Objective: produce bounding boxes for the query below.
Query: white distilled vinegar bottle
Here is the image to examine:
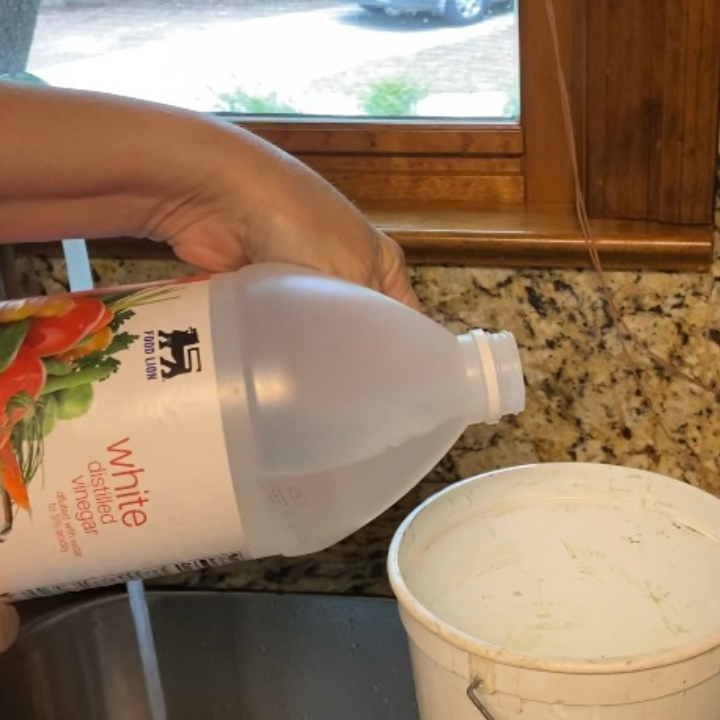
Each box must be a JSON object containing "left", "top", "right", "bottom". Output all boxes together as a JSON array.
[{"left": 0, "top": 264, "right": 524, "bottom": 598}]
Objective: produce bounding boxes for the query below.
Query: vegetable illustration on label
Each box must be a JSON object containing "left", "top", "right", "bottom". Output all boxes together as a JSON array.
[{"left": 0, "top": 285, "right": 180, "bottom": 541}]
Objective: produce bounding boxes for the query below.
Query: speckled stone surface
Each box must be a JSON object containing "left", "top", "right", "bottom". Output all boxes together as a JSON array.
[{"left": 13, "top": 155, "right": 720, "bottom": 597}]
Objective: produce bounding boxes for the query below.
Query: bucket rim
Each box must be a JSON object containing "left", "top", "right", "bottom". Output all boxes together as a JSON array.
[{"left": 388, "top": 462, "right": 720, "bottom": 675}]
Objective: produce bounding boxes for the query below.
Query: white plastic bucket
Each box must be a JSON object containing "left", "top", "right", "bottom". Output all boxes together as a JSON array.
[{"left": 388, "top": 463, "right": 720, "bottom": 719}]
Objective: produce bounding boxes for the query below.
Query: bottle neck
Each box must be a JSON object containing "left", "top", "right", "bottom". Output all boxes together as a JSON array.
[{"left": 458, "top": 330, "right": 525, "bottom": 425}]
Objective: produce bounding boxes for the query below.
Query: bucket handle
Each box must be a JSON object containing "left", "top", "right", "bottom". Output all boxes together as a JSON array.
[{"left": 467, "top": 678, "right": 497, "bottom": 720}]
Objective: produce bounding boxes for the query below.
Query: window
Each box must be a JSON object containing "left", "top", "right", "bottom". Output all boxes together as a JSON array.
[
  {"left": 25, "top": 0, "right": 520, "bottom": 121},
  {"left": 2, "top": 0, "right": 719, "bottom": 270}
]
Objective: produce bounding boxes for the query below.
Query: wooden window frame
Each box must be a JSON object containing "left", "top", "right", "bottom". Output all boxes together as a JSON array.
[
  {"left": 238, "top": 0, "right": 573, "bottom": 207},
  {"left": 21, "top": 0, "right": 720, "bottom": 270}
]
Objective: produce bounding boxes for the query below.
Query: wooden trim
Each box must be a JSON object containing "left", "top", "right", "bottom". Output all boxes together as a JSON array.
[
  {"left": 237, "top": 121, "right": 527, "bottom": 205},
  {"left": 377, "top": 204, "right": 712, "bottom": 270},
  {"left": 298, "top": 154, "right": 524, "bottom": 202},
  {"left": 236, "top": 122, "right": 526, "bottom": 205},
  {"left": 520, "top": 0, "right": 578, "bottom": 205},
  {"left": 664, "top": 0, "right": 720, "bottom": 223},
  {"left": 21, "top": 205, "right": 712, "bottom": 272},
  {"left": 585, "top": 0, "right": 720, "bottom": 224},
  {"left": 395, "top": 211, "right": 713, "bottom": 271},
  {"left": 236, "top": 120, "right": 524, "bottom": 156},
  {"left": 571, "top": 0, "right": 588, "bottom": 195}
]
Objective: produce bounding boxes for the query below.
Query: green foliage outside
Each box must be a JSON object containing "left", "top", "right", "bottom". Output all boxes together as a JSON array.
[
  {"left": 358, "top": 76, "right": 428, "bottom": 117},
  {"left": 503, "top": 79, "right": 519, "bottom": 119},
  {"left": 215, "top": 88, "right": 297, "bottom": 114},
  {"left": 213, "top": 75, "right": 521, "bottom": 119}
]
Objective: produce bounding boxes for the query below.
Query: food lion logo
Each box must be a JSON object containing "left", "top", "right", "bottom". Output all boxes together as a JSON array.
[{"left": 157, "top": 327, "right": 202, "bottom": 379}]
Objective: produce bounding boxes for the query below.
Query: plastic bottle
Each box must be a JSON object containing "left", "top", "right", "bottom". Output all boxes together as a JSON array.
[{"left": 0, "top": 263, "right": 524, "bottom": 599}]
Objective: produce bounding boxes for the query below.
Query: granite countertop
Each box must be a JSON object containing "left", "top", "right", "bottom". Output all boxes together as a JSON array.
[{"left": 14, "top": 228, "right": 720, "bottom": 596}]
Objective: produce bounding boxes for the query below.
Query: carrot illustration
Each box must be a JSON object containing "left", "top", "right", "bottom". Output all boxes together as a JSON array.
[
  {"left": 0, "top": 442, "right": 29, "bottom": 511},
  {"left": 58, "top": 326, "right": 114, "bottom": 363}
]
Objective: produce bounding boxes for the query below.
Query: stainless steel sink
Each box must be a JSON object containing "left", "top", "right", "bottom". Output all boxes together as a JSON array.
[{"left": 0, "top": 591, "right": 419, "bottom": 720}]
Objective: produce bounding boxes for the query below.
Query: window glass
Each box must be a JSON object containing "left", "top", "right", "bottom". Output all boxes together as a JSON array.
[{"left": 11, "top": 0, "right": 519, "bottom": 119}]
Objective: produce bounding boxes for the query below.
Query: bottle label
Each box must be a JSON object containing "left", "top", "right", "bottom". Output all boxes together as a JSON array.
[{"left": 0, "top": 278, "right": 245, "bottom": 600}]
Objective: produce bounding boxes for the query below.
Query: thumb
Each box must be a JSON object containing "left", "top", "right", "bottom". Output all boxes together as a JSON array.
[{"left": 0, "top": 603, "right": 19, "bottom": 653}]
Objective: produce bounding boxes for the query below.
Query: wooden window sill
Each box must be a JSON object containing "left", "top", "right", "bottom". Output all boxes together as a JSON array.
[
  {"left": 371, "top": 204, "right": 714, "bottom": 271},
  {"left": 18, "top": 204, "right": 713, "bottom": 272}
]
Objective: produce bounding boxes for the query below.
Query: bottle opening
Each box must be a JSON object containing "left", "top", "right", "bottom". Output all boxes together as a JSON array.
[{"left": 463, "top": 329, "right": 525, "bottom": 423}]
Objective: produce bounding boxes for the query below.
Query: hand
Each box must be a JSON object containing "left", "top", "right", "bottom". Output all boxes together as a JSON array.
[
  {"left": 143, "top": 117, "right": 421, "bottom": 309},
  {"left": 0, "top": 603, "right": 18, "bottom": 653},
  {"left": 0, "top": 85, "right": 420, "bottom": 310}
]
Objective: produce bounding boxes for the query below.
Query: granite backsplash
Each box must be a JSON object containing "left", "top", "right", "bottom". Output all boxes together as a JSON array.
[{"left": 13, "top": 172, "right": 720, "bottom": 597}]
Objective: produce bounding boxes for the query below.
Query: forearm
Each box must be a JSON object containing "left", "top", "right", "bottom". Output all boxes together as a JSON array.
[
  {"left": 0, "top": 85, "right": 264, "bottom": 243},
  {"left": 0, "top": 84, "right": 416, "bottom": 306}
]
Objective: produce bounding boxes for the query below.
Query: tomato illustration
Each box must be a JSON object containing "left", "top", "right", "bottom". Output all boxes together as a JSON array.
[{"left": 23, "top": 298, "right": 106, "bottom": 357}]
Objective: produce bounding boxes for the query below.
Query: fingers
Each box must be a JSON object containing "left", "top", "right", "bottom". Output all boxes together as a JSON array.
[
  {"left": 376, "top": 233, "right": 422, "bottom": 311},
  {"left": 390, "top": 280, "right": 423, "bottom": 312},
  {"left": 168, "top": 226, "right": 249, "bottom": 273},
  {"left": 0, "top": 604, "right": 19, "bottom": 653}
]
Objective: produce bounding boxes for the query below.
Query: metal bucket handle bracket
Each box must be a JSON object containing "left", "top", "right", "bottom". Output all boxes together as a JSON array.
[{"left": 467, "top": 678, "right": 497, "bottom": 720}]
